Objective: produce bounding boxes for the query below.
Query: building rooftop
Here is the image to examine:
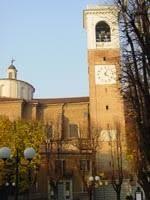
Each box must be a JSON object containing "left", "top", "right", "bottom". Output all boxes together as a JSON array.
[
  {"left": 0, "top": 96, "right": 89, "bottom": 104},
  {"left": 33, "top": 96, "right": 89, "bottom": 104}
]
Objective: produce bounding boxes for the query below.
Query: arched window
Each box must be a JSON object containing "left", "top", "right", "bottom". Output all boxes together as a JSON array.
[
  {"left": 9, "top": 72, "right": 13, "bottom": 79},
  {"left": 96, "top": 21, "right": 111, "bottom": 42},
  {"left": 20, "top": 87, "right": 25, "bottom": 99},
  {"left": 68, "top": 124, "right": 79, "bottom": 138}
]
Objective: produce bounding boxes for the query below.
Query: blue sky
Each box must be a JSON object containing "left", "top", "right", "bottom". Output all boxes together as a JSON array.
[{"left": 0, "top": 0, "right": 113, "bottom": 98}]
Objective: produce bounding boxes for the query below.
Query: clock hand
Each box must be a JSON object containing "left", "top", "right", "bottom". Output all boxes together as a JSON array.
[{"left": 104, "top": 71, "right": 108, "bottom": 76}]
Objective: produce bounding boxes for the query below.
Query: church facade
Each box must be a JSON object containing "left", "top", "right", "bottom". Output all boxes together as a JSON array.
[{"left": 0, "top": 5, "right": 136, "bottom": 200}]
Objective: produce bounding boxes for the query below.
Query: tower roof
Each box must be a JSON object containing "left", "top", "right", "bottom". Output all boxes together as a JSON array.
[
  {"left": 8, "top": 64, "right": 17, "bottom": 70},
  {"left": 8, "top": 58, "right": 17, "bottom": 71}
]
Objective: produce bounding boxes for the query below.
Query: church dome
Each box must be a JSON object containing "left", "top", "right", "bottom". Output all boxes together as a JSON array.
[{"left": 0, "top": 60, "right": 35, "bottom": 100}]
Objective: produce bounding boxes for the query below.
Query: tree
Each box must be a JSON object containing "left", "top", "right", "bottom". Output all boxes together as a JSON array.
[
  {"left": 44, "top": 120, "right": 67, "bottom": 200},
  {"left": 0, "top": 116, "right": 45, "bottom": 196},
  {"left": 115, "top": 0, "right": 150, "bottom": 198},
  {"left": 74, "top": 127, "right": 101, "bottom": 200},
  {"left": 74, "top": 139, "right": 94, "bottom": 200},
  {"left": 109, "top": 123, "right": 124, "bottom": 200},
  {"left": 44, "top": 122, "right": 94, "bottom": 200}
]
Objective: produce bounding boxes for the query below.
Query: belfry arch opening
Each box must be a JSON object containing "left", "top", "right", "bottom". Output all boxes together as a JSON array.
[{"left": 96, "top": 21, "right": 111, "bottom": 42}]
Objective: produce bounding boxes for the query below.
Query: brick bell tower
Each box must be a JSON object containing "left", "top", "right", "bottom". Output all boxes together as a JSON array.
[{"left": 83, "top": 5, "right": 127, "bottom": 172}]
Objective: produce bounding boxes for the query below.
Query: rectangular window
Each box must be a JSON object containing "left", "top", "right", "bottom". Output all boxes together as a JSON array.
[
  {"left": 55, "top": 159, "right": 66, "bottom": 176},
  {"left": 106, "top": 105, "right": 109, "bottom": 110},
  {"left": 65, "top": 181, "right": 72, "bottom": 199},
  {"left": 65, "top": 181, "right": 70, "bottom": 191},
  {"left": 9, "top": 72, "right": 13, "bottom": 79},
  {"left": 81, "top": 183, "right": 87, "bottom": 192},
  {"left": 46, "top": 124, "right": 53, "bottom": 139},
  {"left": 69, "top": 124, "right": 79, "bottom": 138},
  {"left": 80, "top": 159, "right": 90, "bottom": 171}
]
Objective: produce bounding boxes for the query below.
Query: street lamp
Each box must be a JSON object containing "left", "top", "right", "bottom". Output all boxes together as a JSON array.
[
  {"left": 0, "top": 146, "right": 36, "bottom": 200},
  {"left": 24, "top": 147, "right": 36, "bottom": 200},
  {"left": 88, "top": 175, "right": 108, "bottom": 200},
  {"left": 88, "top": 175, "right": 100, "bottom": 200},
  {"left": 4, "top": 181, "right": 16, "bottom": 200},
  {"left": 24, "top": 147, "right": 36, "bottom": 161},
  {"left": 0, "top": 147, "right": 11, "bottom": 160}
]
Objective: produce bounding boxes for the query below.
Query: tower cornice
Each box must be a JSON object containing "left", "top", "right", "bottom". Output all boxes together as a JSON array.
[{"left": 83, "top": 5, "right": 119, "bottom": 29}]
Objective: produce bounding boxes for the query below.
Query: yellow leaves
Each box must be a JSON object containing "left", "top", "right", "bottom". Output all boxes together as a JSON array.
[
  {"left": 0, "top": 116, "right": 13, "bottom": 148},
  {"left": 0, "top": 116, "right": 45, "bottom": 164},
  {"left": 126, "top": 154, "right": 134, "bottom": 161},
  {"left": 0, "top": 116, "right": 45, "bottom": 191}
]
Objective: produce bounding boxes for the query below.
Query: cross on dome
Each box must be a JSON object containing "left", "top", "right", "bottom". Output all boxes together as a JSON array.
[{"left": 11, "top": 58, "right": 15, "bottom": 65}]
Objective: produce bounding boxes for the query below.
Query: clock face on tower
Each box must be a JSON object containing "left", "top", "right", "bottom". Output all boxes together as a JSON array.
[{"left": 95, "top": 65, "right": 116, "bottom": 85}]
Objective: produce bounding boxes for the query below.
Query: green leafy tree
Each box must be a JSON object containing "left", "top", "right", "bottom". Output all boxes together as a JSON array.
[{"left": 0, "top": 116, "right": 45, "bottom": 194}]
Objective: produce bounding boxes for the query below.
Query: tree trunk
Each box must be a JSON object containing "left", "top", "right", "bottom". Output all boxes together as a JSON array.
[
  {"left": 55, "top": 188, "right": 58, "bottom": 200},
  {"left": 116, "top": 190, "right": 121, "bottom": 200},
  {"left": 53, "top": 185, "right": 58, "bottom": 200},
  {"left": 88, "top": 189, "right": 92, "bottom": 200}
]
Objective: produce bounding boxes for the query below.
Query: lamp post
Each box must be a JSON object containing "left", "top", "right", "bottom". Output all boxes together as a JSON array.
[
  {"left": 88, "top": 175, "right": 108, "bottom": 200},
  {"left": 0, "top": 147, "right": 11, "bottom": 200},
  {"left": 88, "top": 175, "right": 100, "bottom": 200},
  {"left": 0, "top": 146, "right": 36, "bottom": 200},
  {"left": 24, "top": 147, "right": 36, "bottom": 200},
  {"left": 4, "top": 181, "right": 15, "bottom": 200}
]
